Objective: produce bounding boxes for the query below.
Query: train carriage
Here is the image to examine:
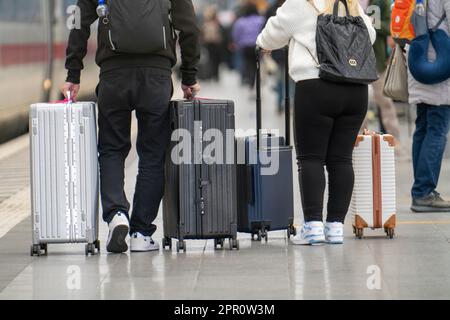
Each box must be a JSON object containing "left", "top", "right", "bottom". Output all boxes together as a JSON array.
[{"left": 0, "top": 0, "right": 98, "bottom": 143}]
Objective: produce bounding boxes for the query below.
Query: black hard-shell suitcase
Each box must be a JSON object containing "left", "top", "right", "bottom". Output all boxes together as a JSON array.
[{"left": 162, "top": 99, "right": 239, "bottom": 252}]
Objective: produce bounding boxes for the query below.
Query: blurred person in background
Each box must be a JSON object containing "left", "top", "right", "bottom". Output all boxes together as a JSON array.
[
  {"left": 232, "top": 2, "right": 265, "bottom": 88},
  {"left": 361, "top": 0, "right": 408, "bottom": 158},
  {"left": 201, "top": 6, "right": 224, "bottom": 82},
  {"left": 265, "top": 0, "right": 284, "bottom": 17},
  {"left": 217, "top": 10, "right": 237, "bottom": 70},
  {"left": 409, "top": 0, "right": 450, "bottom": 212}
]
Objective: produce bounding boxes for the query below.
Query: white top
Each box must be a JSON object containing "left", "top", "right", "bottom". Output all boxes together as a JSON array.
[{"left": 256, "top": 0, "right": 377, "bottom": 82}]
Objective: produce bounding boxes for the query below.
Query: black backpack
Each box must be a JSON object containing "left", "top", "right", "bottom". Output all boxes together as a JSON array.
[
  {"left": 104, "top": 0, "right": 173, "bottom": 54},
  {"left": 307, "top": 0, "right": 378, "bottom": 84}
]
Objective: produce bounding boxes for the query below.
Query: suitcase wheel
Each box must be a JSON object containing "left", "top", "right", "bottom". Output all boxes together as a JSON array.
[
  {"left": 385, "top": 228, "right": 395, "bottom": 239},
  {"left": 355, "top": 228, "right": 364, "bottom": 239},
  {"left": 255, "top": 231, "right": 262, "bottom": 242},
  {"left": 30, "top": 244, "right": 42, "bottom": 257},
  {"left": 253, "top": 229, "right": 268, "bottom": 242},
  {"left": 176, "top": 240, "right": 186, "bottom": 253},
  {"left": 229, "top": 238, "right": 239, "bottom": 250},
  {"left": 94, "top": 240, "right": 101, "bottom": 253},
  {"left": 214, "top": 238, "right": 225, "bottom": 249},
  {"left": 85, "top": 243, "right": 96, "bottom": 256},
  {"left": 40, "top": 244, "right": 48, "bottom": 256},
  {"left": 260, "top": 229, "right": 268, "bottom": 243},
  {"left": 162, "top": 237, "right": 172, "bottom": 250},
  {"left": 287, "top": 225, "right": 297, "bottom": 239}
]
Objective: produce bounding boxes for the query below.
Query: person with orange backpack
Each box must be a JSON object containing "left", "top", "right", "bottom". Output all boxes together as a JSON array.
[{"left": 391, "top": 0, "right": 418, "bottom": 46}]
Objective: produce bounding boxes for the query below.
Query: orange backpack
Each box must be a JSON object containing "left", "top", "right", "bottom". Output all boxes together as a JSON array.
[{"left": 391, "top": 0, "right": 416, "bottom": 43}]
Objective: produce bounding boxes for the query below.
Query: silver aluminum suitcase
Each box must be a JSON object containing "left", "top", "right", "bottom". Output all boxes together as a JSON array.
[{"left": 30, "top": 101, "right": 99, "bottom": 256}]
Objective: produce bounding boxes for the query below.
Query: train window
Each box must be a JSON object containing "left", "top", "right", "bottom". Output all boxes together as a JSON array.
[
  {"left": 0, "top": 0, "right": 41, "bottom": 22},
  {"left": 0, "top": 0, "right": 14, "bottom": 20}
]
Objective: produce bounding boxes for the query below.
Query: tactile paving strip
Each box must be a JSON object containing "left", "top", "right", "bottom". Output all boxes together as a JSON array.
[{"left": 0, "top": 147, "right": 29, "bottom": 204}]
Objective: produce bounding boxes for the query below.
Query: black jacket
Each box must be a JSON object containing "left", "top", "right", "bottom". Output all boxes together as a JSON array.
[{"left": 65, "top": 0, "right": 200, "bottom": 85}]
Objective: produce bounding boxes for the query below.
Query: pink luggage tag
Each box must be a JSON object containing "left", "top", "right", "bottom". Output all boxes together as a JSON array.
[{"left": 50, "top": 91, "right": 73, "bottom": 104}]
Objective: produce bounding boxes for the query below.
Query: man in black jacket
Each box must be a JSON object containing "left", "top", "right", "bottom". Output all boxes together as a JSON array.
[{"left": 61, "top": 0, "right": 200, "bottom": 253}]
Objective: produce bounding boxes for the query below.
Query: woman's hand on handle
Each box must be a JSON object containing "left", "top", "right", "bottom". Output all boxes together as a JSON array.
[{"left": 256, "top": 46, "right": 272, "bottom": 55}]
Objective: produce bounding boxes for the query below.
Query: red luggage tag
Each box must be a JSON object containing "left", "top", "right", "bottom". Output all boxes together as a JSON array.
[
  {"left": 50, "top": 98, "right": 71, "bottom": 104},
  {"left": 50, "top": 91, "right": 73, "bottom": 104}
]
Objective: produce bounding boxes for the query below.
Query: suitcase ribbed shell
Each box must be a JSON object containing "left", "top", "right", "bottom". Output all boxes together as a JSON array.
[
  {"left": 30, "top": 102, "right": 99, "bottom": 245},
  {"left": 351, "top": 134, "right": 396, "bottom": 231}
]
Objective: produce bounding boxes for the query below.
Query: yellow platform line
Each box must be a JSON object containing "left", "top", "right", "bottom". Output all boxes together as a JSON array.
[
  {"left": 397, "top": 220, "right": 450, "bottom": 225},
  {"left": 291, "top": 221, "right": 450, "bottom": 227}
]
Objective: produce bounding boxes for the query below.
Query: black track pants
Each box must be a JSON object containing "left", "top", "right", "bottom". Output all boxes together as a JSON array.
[{"left": 97, "top": 67, "right": 172, "bottom": 236}]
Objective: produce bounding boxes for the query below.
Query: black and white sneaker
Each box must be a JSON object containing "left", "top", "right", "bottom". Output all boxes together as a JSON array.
[
  {"left": 106, "top": 212, "right": 130, "bottom": 253},
  {"left": 130, "top": 232, "right": 159, "bottom": 252}
]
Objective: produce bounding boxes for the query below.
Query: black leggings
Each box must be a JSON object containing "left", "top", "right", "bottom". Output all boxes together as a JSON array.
[{"left": 294, "top": 79, "right": 368, "bottom": 223}]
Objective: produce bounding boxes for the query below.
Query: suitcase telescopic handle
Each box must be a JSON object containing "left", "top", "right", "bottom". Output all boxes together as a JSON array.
[
  {"left": 255, "top": 46, "right": 262, "bottom": 151},
  {"left": 283, "top": 48, "right": 291, "bottom": 147},
  {"left": 66, "top": 91, "right": 73, "bottom": 104},
  {"left": 255, "top": 46, "right": 291, "bottom": 150}
]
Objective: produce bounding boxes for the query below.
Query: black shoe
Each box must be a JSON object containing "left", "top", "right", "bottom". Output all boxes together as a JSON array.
[{"left": 411, "top": 191, "right": 450, "bottom": 213}]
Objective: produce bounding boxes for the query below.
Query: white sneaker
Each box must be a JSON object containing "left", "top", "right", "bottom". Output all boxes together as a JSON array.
[
  {"left": 325, "top": 222, "right": 344, "bottom": 244},
  {"left": 130, "top": 232, "right": 160, "bottom": 252},
  {"left": 291, "top": 221, "right": 325, "bottom": 245},
  {"left": 106, "top": 212, "right": 129, "bottom": 253}
]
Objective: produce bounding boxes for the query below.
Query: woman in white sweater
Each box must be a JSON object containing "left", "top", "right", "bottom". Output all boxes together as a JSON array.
[{"left": 256, "top": 0, "right": 376, "bottom": 245}]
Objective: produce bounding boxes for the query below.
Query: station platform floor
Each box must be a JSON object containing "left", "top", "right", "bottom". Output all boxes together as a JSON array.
[{"left": 1, "top": 70, "right": 450, "bottom": 300}]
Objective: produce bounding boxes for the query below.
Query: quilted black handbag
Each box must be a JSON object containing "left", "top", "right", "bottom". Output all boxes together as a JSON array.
[{"left": 310, "top": 0, "right": 378, "bottom": 84}]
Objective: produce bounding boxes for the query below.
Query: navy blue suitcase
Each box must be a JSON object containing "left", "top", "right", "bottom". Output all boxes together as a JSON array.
[{"left": 236, "top": 48, "right": 296, "bottom": 241}]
